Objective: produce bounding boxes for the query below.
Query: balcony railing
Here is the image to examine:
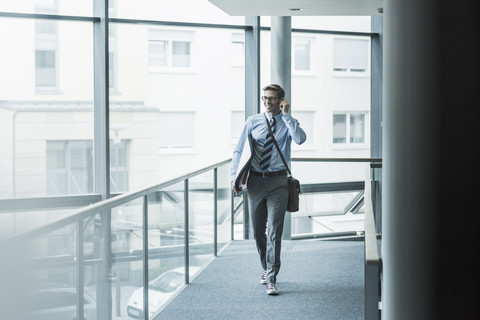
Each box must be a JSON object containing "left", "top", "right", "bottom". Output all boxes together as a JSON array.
[{"left": 0, "top": 157, "right": 381, "bottom": 320}]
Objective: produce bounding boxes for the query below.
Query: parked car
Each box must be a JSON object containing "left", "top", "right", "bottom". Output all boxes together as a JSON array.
[
  {"left": 28, "top": 287, "right": 96, "bottom": 320},
  {"left": 127, "top": 266, "right": 200, "bottom": 319}
]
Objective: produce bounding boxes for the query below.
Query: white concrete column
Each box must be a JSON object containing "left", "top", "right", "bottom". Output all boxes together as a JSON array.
[
  {"left": 271, "top": 16, "right": 292, "bottom": 240},
  {"left": 271, "top": 16, "right": 291, "bottom": 102}
]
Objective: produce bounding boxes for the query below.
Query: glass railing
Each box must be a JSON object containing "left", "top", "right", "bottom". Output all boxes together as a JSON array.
[
  {"left": 233, "top": 158, "right": 382, "bottom": 240},
  {"left": 0, "top": 157, "right": 381, "bottom": 320},
  {"left": 0, "top": 160, "right": 232, "bottom": 320}
]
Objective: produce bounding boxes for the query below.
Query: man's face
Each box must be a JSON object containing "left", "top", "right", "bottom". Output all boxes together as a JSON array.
[{"left": 262, "top": 90, "right": 282, "bottom": 114}]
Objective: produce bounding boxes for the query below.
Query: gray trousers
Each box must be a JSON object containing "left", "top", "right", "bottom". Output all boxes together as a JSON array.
[{"left": 247, "top": 174, "right": 289, "bottom": 284}]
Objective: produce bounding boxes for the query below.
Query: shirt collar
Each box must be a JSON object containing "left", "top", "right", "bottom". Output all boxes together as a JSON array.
[{"left": 265, "top": 112, "right": 282, "bottom": 122}]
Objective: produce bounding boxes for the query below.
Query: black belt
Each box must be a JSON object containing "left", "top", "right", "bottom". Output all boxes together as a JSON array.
[{"left": 251, "top": 170, "right": 287, "bottom": 178}]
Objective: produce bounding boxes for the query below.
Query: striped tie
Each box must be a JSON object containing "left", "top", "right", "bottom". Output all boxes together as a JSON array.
[{"left": 259, "top": 116, "right": 276, "bottom": 170}]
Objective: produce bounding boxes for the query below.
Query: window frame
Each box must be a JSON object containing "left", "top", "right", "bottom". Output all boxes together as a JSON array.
[
  {"left": 230, "top": 32, "right": 245, "bottom": 67},
  {"left": 148, "top": 29, "right": 195, "bottom": 73},
  {"left": 332, "top": 111, "right": 369, "bottom": 149},
  {"left": 292, "top": 35, "right": 315, "bottom": 76}
]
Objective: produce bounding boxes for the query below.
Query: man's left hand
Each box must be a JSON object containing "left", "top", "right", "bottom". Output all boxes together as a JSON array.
[{"left": 280, "top": 99, "right": 290, "bottom": 114}]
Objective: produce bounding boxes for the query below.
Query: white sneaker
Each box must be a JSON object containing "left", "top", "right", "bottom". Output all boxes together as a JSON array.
[
  {"left": 266, "top": 282, "right": 279, "bottom": 295},
  {"left": 260, "top": 270, "right": 267, "bottom": 284}
]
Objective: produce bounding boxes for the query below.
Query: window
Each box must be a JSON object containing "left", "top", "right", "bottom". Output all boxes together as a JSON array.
[
  {"left": 109, "top": 0, "right": 117, "bottom": 90},
  {"left": 231, "top": 33, "right": 244, "bottom": 67},
  {"left": 333, "top": 38, "right": 369, "bottom": 74},
  {"left": 110, "top": 140, "right": 129, "bottom": 193},
  {"left": 333, "top": 113, "right": 366, "bottom": 145},
  {"left": 35, "top": 1, "right": 58, "bottom": 90},
  {"left": 47, "top": 140, "right": 129, "bottom": 195},
  {"left": 158, "top": 112, "right": 195, "bottom": 152},
  {"left": 293, "top": 37, "right": 313, "bottom": 73},
  {"left": 35, "top": 50, "right": 57, "bottom": 87},
  {"left": 149, "top": 29, "right": 194, "bottom": 70},
  {"left": 47, "top": 140, "right": 93, "bottom": 195}
]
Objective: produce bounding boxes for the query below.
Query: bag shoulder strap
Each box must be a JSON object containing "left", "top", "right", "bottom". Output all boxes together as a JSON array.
[{"left": 264, "top": 114, "right": 292, "bottom": 176}]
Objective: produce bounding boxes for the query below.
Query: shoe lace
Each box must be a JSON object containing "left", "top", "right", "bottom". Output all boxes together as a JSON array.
[{"left": 262, "top": 270, "right": 267, "bottom": 279}]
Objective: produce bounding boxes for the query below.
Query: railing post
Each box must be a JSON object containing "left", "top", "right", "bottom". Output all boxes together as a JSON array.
[
  {"left": 184, "top": 179, "right": 190, "bottom": 285},
  {"left": 214, "top": 168, "right": 218, "bottom": 256},
  {"left": 231, "top": 190, "right": 235, "bottom": 240},
  {"left": 243, "top": 193, "right": 249, "bottom": 240},
  {"left": 76, "top": 220, "right": 84, "bottom": 320},
  {"left": 142, "top": 195, "right": 149, "bottom": 320}
]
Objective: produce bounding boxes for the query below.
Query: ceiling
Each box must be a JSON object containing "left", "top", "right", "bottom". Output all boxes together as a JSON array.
[{"left": 207, "top": 0, "right": 383, "bottom": 16}]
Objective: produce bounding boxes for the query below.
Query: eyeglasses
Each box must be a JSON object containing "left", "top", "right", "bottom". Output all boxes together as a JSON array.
[{"left": 261, "top": 96, "right": 279, "bottom": 102}]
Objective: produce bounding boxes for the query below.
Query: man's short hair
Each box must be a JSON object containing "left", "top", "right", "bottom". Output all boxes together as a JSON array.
[{"left": 263, "top": 84, "right": 285, "bottom": 99}]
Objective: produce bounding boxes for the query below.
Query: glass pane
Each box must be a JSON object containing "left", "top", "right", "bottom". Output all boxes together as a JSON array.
[
  {"left": 189, "top": 171, "right": 214, "bottom": 280},
  {"left": 333, "top": 38, "right": 369, "bottom": 70},
  {"left": 262, "top": 26, "right": 371, "bottom": 158},
  {"left": 172, "top": 41, "right": 191, "bottom": 67},
  {"left": 47, "top": 141, "right": 65, "bottom": 169},
  {"left": 216, "top": 163, "right": 232, "bottom": 247},
  {"left": 350, "top": 113, "right": 365, "bottom": 143},
  {"left": 289, "top": 161, "right": 368, "bottom": 237},
  {"left": 36, "top": 20, "right": 58, "bottom": 35},
  {"left": 145, "top": 181, "right": 186, "bottom": 318},
  {"left": 35, "top": 50, "right": 56, "bottom": 87},
  {"left": 294, "top": 39, "right": 311, "bottom": 71},
  {"left": 0, "top": 0, "right": 93, "bottom": 16},
  {"left": 291, "top": 16, "right": 371, "bottom": 33},
  {"left": 292, "top": 111, "right": 314, "bottom": 149},
  {"left": 149, "top": 41, "right": 168, "bottom": 67},
  {"left": 26, "top": 223, "right": 80, "bottom": 319},
  {"left": 111, "top": 199, "right": 144, "bottom": 320},
  {"left": 111, "top": 24, "right": 244, "bottom": 191},
  {"left": 111, "top": 0, "right": 244, "bottom": 25},
  {"left": 158, "top": 112, "right": 195, "bottom": 148},
  {"left": 333, "top": 114, "right": 347, "bottom": 143},
  {"left": 0, "top": 19, "right": 93, "bottom": 199},
  {"left": 81, "top": 216, "right": 98, "bottom": 319}
]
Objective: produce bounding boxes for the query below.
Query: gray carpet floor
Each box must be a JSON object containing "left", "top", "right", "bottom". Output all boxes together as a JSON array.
[{"left": 157, "top": 239, "right": 364, "bottom": 320}]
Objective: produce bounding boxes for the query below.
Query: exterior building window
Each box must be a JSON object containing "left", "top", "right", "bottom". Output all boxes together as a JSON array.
[
  {"left": 47, "top": 140, "right": 94, "bottom": 195},
  {"left": 109, "top": 51, "right": 116, "bottom": 90},
  {"left": 293, "top": 37, "right": 313, "bottom": 73},
  {"left": 47, "top": 140, "right": 129, "bottom": 195},
  {"left": 35, "top": 50, "right": 57, "bottom": 87},
  {"left": 231, "top": 33, "right": 244, "bottom": 67},
  {"left": 149, "top": 29, "right": 194, "bottom": 70},
  {"left": 35, "top": 0, "right": 58, "bottom": 90},
  {"left": 333, "top": 38, "right": 369, "bottom": 74},
  {"left": 108, "top": 0, "right": 117, "bottom": 90},
  {"left": 159, "top": 112, "right": 195, "bottom": 152},
  {"left": 110, "top": 140, "right": 129, "bottom": 193},
  {"left": 333, "top": 113, "right": 366, "bottom": 145}
]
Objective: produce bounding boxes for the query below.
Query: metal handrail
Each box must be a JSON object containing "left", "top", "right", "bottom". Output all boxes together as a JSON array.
[
  {"left": 292, "top": 157, "right": 382, "bottom": 163},
  {"left": 0, "top": 159, "right": 230, "bottom": 246}
]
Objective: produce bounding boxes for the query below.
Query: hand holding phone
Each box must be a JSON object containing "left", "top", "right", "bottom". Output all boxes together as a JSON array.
[{"left": 280, "top": 99, "right": 290, "bottom": 114}]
